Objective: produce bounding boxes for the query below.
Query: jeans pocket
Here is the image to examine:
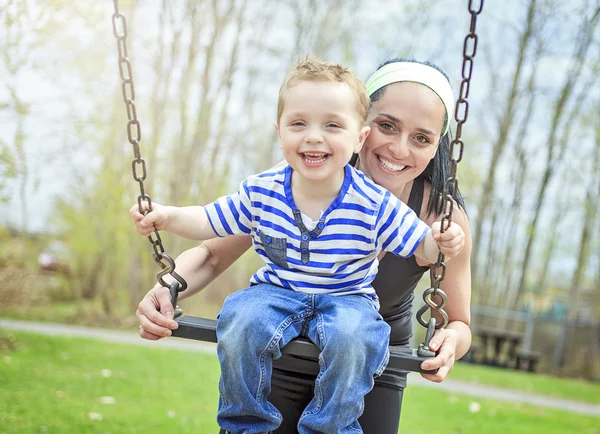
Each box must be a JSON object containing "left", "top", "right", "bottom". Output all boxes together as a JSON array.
[
  {"left": 358, "top": 294, "right": 380, "bottom": 312},
  {"left": 258, "top": 230, "right": 289, "bottom": 269}
]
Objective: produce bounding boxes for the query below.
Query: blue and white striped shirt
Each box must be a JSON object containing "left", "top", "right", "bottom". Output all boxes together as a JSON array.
[{"left": 204, "top": 164, "right": 430, "bottom": 298}]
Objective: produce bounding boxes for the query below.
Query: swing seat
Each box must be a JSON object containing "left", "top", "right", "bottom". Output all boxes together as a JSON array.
[{"left": 173, "top": 315, "right": 437, "bottom": 374}]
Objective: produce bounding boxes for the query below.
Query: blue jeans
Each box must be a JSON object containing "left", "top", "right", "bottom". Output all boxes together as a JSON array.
[{"left": 216, "top": 283, "right": 391, "bottom": 434}]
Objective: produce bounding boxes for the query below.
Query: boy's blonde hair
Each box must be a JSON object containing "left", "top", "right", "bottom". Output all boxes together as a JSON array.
[{"left": 277, "top": 56, "right": 370, "bottom": 125}]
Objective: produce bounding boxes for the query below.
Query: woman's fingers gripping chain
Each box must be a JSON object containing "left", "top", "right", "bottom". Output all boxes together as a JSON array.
[
  {"left": 420, "top": 329, "right": 456, "bottom": 383},
  {"left": 136, "top": 287, "right": 179, "bottom": 340}
]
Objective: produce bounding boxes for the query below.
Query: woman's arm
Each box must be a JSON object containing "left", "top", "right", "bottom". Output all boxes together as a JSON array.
[
  {"left": 419, "top": 205, "right": 472, "bottom": 382},
  {"left": 137, "top": 235, "right": 253, "bottom": 340}
]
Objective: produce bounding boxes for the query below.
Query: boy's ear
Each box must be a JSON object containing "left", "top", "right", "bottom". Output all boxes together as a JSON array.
[
  {"left": 354, "top": 126, "right": 370, "bottom": 153},
  {"left": 274, "top": 121, "right": 280, "bottom": 138}
]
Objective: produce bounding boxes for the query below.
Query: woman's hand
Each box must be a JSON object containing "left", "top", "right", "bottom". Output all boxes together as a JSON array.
[
  {"left": 136, "top": 286, "right": 179, "bottom": 340},
  {"left": 419, "top": 327, "right": 459, "bottom": 382}
]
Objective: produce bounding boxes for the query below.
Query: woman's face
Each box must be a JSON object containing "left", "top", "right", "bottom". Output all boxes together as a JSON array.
[{"left": 359, "top": 82, "right": 446, "bottom": 195}]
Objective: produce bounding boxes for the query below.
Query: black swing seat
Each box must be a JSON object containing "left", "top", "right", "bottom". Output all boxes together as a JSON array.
[{"left": 173, "top": 315, "right": 437, "bottom": 374}]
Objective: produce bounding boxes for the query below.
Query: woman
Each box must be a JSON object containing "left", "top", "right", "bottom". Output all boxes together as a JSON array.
[{"left": 136, "top": 58, "right": 472, "bottom": 433}]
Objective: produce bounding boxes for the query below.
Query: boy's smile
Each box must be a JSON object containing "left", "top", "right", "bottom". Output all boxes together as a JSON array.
[{"left": 301, "top": 152, "right": 331, "bottom": 167}]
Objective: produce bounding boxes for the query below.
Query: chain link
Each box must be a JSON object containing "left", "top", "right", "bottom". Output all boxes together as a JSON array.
[
  {"left": 416, "top": 0, "right": 483, "bottom": 336},
  {"left": 111, "top": 0, "right": 187, "bottom": 294}
]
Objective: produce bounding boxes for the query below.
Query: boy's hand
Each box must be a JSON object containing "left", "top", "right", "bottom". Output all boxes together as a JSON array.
[
  {"left": 129, "top": 201, "right": 170, "bottom": 236},
  {"left": 431, "top": 220, "right": 465, "bottom": 259}
]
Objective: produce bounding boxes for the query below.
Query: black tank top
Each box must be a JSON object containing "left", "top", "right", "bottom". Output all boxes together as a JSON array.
[{"left": 375, "top": 175, "right": 429, "bottom": 346}]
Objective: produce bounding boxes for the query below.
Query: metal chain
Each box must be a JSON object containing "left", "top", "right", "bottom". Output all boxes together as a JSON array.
[
  {"left": 111, "top": 0, "right": 187, "bottom": 296},
  {"left": 417, "top": 0, "right": 484, "bottom": 355}
]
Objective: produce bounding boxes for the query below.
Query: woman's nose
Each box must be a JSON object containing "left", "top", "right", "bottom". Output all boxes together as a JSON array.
[{"left": 388, "top": 134, "right": 410, "bottom": 158}]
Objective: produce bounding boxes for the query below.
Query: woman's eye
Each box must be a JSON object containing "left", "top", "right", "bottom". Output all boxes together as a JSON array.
[
  {"left": 415, "top": 135, "right": 430, "bottom": 144},
  {"left": 379, "top": 122, "right": 395, "bottom": 132}
]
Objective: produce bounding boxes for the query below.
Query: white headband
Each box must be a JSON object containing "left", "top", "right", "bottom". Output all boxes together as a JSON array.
[{"left": 365, "top": 62, "right": 455, "bottom": 135}]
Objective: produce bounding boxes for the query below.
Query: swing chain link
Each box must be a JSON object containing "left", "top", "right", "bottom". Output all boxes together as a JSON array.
[
  {"left": 416, "top": 0, "right": 483, "bottom": 346},
  {"left": 111, "top": 0, "right": 187, "bottom": 295}
]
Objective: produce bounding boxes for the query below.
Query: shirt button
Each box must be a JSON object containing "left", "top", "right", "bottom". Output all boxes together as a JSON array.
[
  {"left": 310, "top": 232, "right": 317, "bottom": 238},
  {"left": 301, "top": 234, "right": 309, "bottom": 241},
  {"left": 317, "top": 222, "right": 325, "bottom": 229},
  {"left": 301, "top": 248, "right": 308, "bottom": 254},
  {"left": 265, "top": 236, "right": 272, "bottom": 243}
]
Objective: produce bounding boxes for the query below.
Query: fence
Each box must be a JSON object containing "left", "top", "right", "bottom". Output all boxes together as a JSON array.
[{"left": 410, "top": 303, "right": 600, "bottom": 378}]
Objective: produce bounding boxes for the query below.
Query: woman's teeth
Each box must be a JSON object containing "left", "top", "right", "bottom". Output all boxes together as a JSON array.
[{"left": 378, "top": 155, "right": 406, "bottom": 172}]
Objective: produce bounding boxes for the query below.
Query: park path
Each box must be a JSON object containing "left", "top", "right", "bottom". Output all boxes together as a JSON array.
[{"left": 2, "top": 318, "right": 600, "bottom": 418}]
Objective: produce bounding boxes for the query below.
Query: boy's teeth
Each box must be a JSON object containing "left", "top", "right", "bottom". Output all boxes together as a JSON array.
[
  {"left": 378, "top": 156, "right": 405, "bottom": 172},
  {"left": 302, "top": 152, "right": 328, "bottom": 164}
]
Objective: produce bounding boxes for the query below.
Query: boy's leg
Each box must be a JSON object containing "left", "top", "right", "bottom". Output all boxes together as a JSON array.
[
  {"left": 216, "top": 283, "right": 311, "bottom": 434},
  {"left": 299, "top": 294, "right": 390, "bottom": 434}
]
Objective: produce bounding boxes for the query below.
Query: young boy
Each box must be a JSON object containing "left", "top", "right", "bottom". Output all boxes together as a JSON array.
[{"left": 130, "top": 57, "right": 464, "bottom": 434}]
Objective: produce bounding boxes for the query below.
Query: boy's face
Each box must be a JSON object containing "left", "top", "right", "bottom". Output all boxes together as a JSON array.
[{"left": 275, "top": 80, "right": 370, "bottom": 183}]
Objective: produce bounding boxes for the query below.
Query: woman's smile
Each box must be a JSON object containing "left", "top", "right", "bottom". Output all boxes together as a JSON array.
[{"left": 376, "top": 154, "right": 407, "bottom": 173}]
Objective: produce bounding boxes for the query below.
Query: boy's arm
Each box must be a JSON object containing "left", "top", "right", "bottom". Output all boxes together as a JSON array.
[
  {"left": 131, "top": 177, "right": 255, "bottom": 241},
  {"left": 131, "top": 202, "right": 218, "bottom": 241},
  {"left": 378, "top": 193, "right": 464, "bottom": 263},
  {"left": 413, "top": 231, "right": 440, "bottom": 264},
  {"left": 163, "top": 205, "right": 218, "bottom": 240}
]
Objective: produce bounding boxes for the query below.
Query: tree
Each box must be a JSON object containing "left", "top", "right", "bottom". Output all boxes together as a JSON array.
[
  {"left": 511, "top": 4, "right": 600, "bottom": 309},
  {"left": 471, "top": 0, "right": 539, "bottom": 294}
]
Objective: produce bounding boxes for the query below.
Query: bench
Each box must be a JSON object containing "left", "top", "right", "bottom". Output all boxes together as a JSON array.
[
  {"left": 476, "top": 327, "right": 524, "bottom": 367},
  {"left": 515, "top": 349, "right": 541, "bottom": 372}
]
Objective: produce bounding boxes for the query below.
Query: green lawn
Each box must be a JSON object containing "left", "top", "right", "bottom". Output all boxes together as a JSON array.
[
  {"left": 401, "top": 387, "right": 599, "bottom": 434},
  {"left": 1, "top": 331, "right": 221, "bottom": 433},
  {"left": 1, "top": 330, "right": 599, "bottom": 434},
  {"left": 452, "top": 361, "right": 600, "bottom": 405}
]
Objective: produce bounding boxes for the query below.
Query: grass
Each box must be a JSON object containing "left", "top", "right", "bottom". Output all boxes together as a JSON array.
[
  {"left": 1, "top": 330, "right": 599, "bottom": 434},
  {"left": 401, "top": 387, "right": 599, "bottom": 434},
  {"left": 451, "top": 361, "right": 600, "bottom": 405},
  {"left": 0, "top": 298, "right": 222, "bottom": 330},
  {"left": 1, "top": 331, "right": 220, "bottom": 433},
  {"left": 0, "top": 300, "right": 138, "bottom": 329}
]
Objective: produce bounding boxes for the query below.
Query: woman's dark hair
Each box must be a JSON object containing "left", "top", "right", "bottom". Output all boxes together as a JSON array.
[{"left": 365, "top": 57, "right": 466, "bottom": 217}]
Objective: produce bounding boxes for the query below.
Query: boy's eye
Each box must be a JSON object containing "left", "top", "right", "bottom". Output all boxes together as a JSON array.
[
  {"left": 327, "top": 122, "right": 341, "bottom": 128},
  {"left": 291, "top": 121, "right": 305, "bottom": 127}
]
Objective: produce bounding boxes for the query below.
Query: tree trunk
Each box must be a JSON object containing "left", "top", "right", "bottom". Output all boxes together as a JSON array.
[{"left": 471, "top": 0, "right": 537, "bottom": 290}]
